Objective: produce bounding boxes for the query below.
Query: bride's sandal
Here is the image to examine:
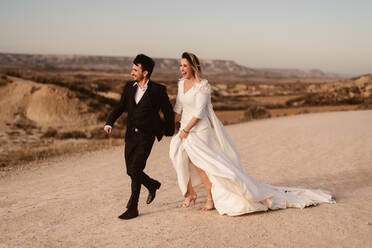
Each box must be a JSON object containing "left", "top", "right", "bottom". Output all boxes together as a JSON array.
[
  {"left": 178, "top": 194, "right": 197, "bottom": 208},
  {"left": 202, "top": 198, "right": 215, "bottom": 211}
]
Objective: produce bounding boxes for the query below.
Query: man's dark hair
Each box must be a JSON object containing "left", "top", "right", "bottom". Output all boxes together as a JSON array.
[{"left": 133, "top": 54, "right": 155, "bottom": 78}]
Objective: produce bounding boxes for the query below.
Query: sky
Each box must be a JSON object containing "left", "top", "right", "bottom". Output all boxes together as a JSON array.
[{"left": 0, "top": 0, "right": 371, "bottom": 75}]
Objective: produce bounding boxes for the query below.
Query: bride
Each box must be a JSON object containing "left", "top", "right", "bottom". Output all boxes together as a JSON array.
[{"left": 169, "top": 52, "right": 335, "bottom": 216}]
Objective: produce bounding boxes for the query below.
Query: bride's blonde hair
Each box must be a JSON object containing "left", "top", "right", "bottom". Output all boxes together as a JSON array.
[{"left": 182, "top": 52, "right": 203, "bottom": 82}]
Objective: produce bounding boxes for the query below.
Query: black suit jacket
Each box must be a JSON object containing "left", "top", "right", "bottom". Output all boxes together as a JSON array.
[{"left": 106, "top": 80, "right": 175, "bottom": 141}]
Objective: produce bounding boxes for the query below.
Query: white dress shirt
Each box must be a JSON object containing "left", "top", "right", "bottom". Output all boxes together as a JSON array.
[
  {"left": 133, "top": 80, "right": 149, "bottom": 104},
  {"left": 105, "top": 80, "right": 149, "bottom": 129}
]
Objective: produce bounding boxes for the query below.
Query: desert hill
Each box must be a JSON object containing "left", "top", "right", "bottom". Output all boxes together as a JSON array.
[
  {"left": 0, "top": 76, "right": 106, "bottom": 130},
  {"left": 0, "top": 53, "right": 344, "bottom": 79},
  {"left": 0, "top": 78, "right": 89, "bottom": 128},
  {"left": 0, "top": 75, "right": 125, "bottom": 166}
]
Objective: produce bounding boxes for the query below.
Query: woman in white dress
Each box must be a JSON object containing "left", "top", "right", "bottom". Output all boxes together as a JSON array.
[{"left": 169, "top": 52, "right": 335, "bottom": 216}]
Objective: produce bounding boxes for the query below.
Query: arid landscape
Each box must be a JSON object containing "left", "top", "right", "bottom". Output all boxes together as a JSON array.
[
  {"left": 0, "top": 53, "right": 371, "bottom": 171},
  {"left": 2, "top": 0, "right": 372, "bottom": 246},
  {"left": 0, "top": 53, "right": 371, "bottom": 247}
]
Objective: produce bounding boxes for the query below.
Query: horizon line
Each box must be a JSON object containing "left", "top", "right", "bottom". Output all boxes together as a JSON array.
[{"left": 0, "top": 50, "right": 364, "bottom": 77}]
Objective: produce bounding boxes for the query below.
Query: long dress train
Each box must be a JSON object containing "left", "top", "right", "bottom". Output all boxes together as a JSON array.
[{"left": 169, "top": 79, "right": 335, "bottom": 216}]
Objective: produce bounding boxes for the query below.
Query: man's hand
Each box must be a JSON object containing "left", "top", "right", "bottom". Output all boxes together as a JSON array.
[{"left": 104, "top": 125, "right": 112, "bottom": 135}]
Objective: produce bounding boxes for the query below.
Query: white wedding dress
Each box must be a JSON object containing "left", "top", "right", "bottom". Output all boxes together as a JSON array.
[{"left": 169, "top": 79, "right": 335, "bottom": 216}]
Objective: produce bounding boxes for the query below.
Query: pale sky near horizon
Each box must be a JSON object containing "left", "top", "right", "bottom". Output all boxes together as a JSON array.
[{"left": 0, "top": 0, "right": 371, "bottom": 75}]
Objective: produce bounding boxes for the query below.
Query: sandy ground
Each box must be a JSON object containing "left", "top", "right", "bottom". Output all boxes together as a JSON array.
[{"left": 1, "top": 110, "right": 372, "bottom": 248}]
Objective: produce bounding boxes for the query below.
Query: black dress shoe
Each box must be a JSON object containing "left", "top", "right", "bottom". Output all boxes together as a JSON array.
[
  {"left": 146, "top": 181, "right": 161, "bottom": 204},
  {"left": 118, "top": 209, "right": 139, "bottom": 220}
]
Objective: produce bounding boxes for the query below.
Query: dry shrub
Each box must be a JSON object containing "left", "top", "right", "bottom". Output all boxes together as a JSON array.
[
  {"left": 357, "top": 98, "right": 372, "bottom": 110},
  {"left": 42, "top": 128, "right": 58, "bottom": 138},
  {"left": 14, "top": 120, "right": 37, "bottom": 131},
  {"left": 74, "top": 73, "right": 88, "bottom": 79},
  {"left": 297, "top": 109, "right": 310, "bottom": 114},
  {"left": 5, "top": 70, "right": 22, "bottom": 77},
  {"left": 0, "top": 161, "right": 7, "bottom": 168},
  {"left": 97, "top": 112, "right": 109, "bottom": 122},
  {"left": 94, "top": 81, "right": 112, "bottom": 92},
  {"left": 6, "top": 131, "right": 21, "bottom": 136},
  {"left": 58, "top": 131, "right": 87, "bottom": 139},
  {"left": 87, "top": 125, "right": 126, "bottom": 139},
  {"left": 244, "top": 105, "right": 271, "bottom": 121},
  {"left": 286, "top": 92, "right": 364, "bottom": 107},
  {"left": 89, "top": 127, "right": 108, "bottom": 139},
  {"left": 0, "top": 74, "right": 12, "bottom": 86}
]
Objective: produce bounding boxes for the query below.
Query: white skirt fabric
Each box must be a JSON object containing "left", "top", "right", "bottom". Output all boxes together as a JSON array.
[
  {"left": 170, "top": 79, "right": 335, "bottom": 216},
  {"left": 169, "top": 109, "right": 335, "bottom": 216}
]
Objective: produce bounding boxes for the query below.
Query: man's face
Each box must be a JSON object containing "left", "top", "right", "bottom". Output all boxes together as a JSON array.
[{"left": 131, "top": 63, "right": 147, "bottom": 82}]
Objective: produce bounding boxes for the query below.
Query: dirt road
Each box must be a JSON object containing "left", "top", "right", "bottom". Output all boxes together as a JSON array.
[{"left": 1, "top": 110, "right": 372, "bottom": 247}]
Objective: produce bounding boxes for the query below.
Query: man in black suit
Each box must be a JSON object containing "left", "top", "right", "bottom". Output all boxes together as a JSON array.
[{"left": 104, "top": 54, "right": 175, "bottom": 220}]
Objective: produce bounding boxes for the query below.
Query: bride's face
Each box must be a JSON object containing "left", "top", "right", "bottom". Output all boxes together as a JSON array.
[{"left": 180, "top": 58, "right": 194, "bottom": 80}]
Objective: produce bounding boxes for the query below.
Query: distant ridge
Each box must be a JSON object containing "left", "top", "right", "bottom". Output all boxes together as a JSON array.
[
  {"left": 0, "top": 52, "right": 345, "bottom": 78},
  {"left": 258, "top": 68, "right": 354, "bottom": 79}
]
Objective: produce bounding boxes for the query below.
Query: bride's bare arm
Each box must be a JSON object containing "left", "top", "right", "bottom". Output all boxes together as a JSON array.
[
  {"left": 179, "top": 117, "right": 200, "bottom": 139},
  {"left": 183, "top": 117, "right": 200, "bottom": 132}
]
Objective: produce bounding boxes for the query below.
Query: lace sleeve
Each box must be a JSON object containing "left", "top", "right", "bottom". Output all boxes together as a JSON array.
[{"left": 193, "top": 80, "right": 211, "bottom": 119}]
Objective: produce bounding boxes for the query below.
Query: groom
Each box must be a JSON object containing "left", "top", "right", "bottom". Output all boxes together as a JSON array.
[{"left": 104, "top": 54, "right": 175, "bottom": 219}]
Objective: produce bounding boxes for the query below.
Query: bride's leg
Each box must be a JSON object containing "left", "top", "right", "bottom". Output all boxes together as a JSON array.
[
  {"left": 179, "top": 175, "right": 197, "bottom": 208},
  {"left": 186, "top": 178, "right": 196, "bottom": 197},
  {"left": 194, "top": 165, "right": 214, "bottom": 210}
]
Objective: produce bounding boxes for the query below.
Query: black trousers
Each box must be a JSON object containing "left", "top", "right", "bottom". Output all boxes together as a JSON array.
[{"left": 124, "top": 132, "right": 157, "bottom": 210}]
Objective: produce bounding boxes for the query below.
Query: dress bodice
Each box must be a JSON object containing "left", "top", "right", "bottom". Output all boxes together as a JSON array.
[{"left": 173, "top": 79, "right": 211, "bottom": 132}]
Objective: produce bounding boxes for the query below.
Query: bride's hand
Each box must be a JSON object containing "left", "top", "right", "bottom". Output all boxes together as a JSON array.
[{"left": 179, "top": 129, "right": 189, "bottom": 139}]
